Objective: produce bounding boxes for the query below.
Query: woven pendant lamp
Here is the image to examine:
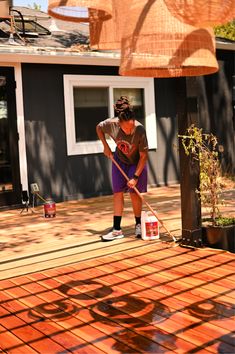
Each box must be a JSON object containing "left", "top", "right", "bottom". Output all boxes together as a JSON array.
[
  {"left": 119, "top": 0, "right": 219, "bottom": 78},
  {"left": 0, "top": 1, "right": 10, "bottom": 17},
  {"left": 90, "top": 0, "right": 130, "bottom": 50},
  {"left": 164, "top": 0, "right": 235, "bottom": 27},
  {"left": 48, "top": 0, "right": 126, "bottom": 49},
  {"left": 48, "top": 0, "right": 111, "bottom": 22}
]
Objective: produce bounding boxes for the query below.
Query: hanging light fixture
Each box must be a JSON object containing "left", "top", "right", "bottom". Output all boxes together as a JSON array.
[
  {"left": 48, "top": 0, "right": 111, "bottom": 22},
  {"left": 89, "top": 0, "right": 130, "bottom": 50},
  {"left": 164, "top": 0, "right": 235, "bottom": 27},
  {"left": 48, "top": 0, "right": 220, "bottom": 77},
  {"left": 48, "top": 1, "right": 128, "bottom": 49},
  {"left": 0, "top": 1, "right": 10, "bottom": 17},
  {"left": 119, "top": 0, "right": 219, "bottom": 78}
]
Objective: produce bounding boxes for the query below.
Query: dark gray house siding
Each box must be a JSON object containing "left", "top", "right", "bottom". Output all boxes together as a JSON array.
[
  {"left": 198, "top": 49, "right": 235, "bottom": 174},
  {"left": 153, "top": 78, "right": 180, "bottom": 187},
  {"left": 22, "top": 64, "right": 117, "bottom": 201},
  {"left": 21, "top": 47, "right": 234, "bottom": 203},
  {"left": 22, "top": 63, "right": 180, "bottom": 202}
]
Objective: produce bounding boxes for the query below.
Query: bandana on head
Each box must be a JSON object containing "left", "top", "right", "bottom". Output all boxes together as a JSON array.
[
  {"left": 114, "top": 96, "right": 133, "bottom": 120},
  {"left": 114, "top": 96, "right": 130, "bottom": 113}
]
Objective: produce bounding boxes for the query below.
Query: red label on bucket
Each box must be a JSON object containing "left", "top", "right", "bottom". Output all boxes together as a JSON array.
[
  {"left": 44, "top": 201, "right": 56, "bottom": 217},
  {"left": 145, "top": 221, "right": 158, "bottom": 237}
]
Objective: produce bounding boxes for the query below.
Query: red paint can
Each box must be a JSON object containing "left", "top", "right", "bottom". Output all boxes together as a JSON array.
[{"left": 44, "top": 199, "right": 56, "bottom": 218}]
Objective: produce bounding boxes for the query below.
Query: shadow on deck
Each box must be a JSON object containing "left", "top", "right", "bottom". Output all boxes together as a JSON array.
[{"left": 0, "top": 185, "right": 235, "bottom": 353}]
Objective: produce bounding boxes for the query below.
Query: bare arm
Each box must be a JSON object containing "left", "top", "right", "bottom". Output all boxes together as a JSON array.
[
  {"left": 135, "top": 150, "right": 148, "bottom": 177},
  {"left": 96, "top": 124, "right": 113, "bottom": 158}
]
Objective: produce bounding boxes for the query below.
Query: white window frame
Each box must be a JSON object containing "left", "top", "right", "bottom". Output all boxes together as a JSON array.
[{"left": 63, "top": 75, "right": 157, "bottom": 155}]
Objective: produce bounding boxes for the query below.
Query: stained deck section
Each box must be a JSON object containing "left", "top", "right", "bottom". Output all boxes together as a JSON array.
[{"left": 0, "top": 185, "right": 234, "bottom": 353}]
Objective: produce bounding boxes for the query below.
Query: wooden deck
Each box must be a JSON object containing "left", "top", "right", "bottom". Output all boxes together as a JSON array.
[{"left": 0, "top": 185, "right": 234, "bottom": 353}]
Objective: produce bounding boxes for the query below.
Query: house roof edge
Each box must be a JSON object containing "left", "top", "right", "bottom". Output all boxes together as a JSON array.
[{"left": 0, "top": 47, "right": 121, "bottom": 66}]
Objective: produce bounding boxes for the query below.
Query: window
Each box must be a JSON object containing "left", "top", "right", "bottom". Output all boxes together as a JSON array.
[
  {"left": 2, "top": 18, "right": 51, "bottom": 37},
  {"left": 63, "top": 75, "right": 157, "bottom": 155}
]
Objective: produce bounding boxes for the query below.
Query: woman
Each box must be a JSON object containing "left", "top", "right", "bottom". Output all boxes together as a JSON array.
[{"left": 96, "top": 96, "right": 148, "bottom": 241}]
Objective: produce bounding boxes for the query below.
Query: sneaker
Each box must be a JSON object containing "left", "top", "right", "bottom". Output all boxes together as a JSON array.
[
  {"left": 135, "top": 224, "right": 142, "bottom": 238},
  {"left": 101, "top": 229, "right": 124, "bottom": 242}
]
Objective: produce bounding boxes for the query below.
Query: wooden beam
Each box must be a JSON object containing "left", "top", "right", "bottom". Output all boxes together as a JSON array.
[{"left": 176, "top": 77, "right": 202, "bottom": 247}]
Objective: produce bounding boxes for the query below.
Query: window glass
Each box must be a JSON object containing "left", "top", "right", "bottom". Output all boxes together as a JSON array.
[
  {"left": 11, "top": 19, "right": 51, "bottom": 35},
  {"left": 73, "top": 87, "right": 109, "bottom": 142}
]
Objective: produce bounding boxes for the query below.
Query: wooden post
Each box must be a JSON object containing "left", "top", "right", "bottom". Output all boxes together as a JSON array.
[{"left": 176, "top": 77, "right": 202, "bottom": 247}]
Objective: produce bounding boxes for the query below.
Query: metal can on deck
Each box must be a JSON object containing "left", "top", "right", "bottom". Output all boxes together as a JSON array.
[{"left": 44, "top": 199, "right": 56, "bottom": 218}]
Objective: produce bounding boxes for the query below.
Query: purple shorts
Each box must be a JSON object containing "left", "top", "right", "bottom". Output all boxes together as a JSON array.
[{"left": 112, "top": 153, "right": 147, "bottom": 193}]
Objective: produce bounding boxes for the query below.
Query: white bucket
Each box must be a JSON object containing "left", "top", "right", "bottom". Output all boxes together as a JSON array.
[{"left": 141, "top": 211, "right": 159, "bottom": 240}]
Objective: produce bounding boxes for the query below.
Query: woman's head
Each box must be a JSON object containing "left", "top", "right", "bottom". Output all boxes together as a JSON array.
[{"left": 114, "top": 96, "right": 134, "bottom": 121}]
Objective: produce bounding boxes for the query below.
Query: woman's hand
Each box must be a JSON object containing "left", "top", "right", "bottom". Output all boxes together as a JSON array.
[{"left": 127, "top": 178, "right": 138, "bottom": 189}]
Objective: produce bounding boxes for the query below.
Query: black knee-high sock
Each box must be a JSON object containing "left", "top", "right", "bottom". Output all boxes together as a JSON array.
[
  {"left": 135, "top": 216, "right": 141, "bottom": 225},
  {"left": 113, "top": 216, "right": 122, "bottom": 230}
]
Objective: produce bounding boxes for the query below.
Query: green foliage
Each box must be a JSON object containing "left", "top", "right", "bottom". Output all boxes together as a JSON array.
[
  {"left": 179, "top": 125, "right": 224, "bottom": 226},
  {"left": 214, "top": 20, "right": 235, "bottom": 41},
  {"left": 27, "top": 2, "right": 42, "bottom": 11},
  {"left": 203, "top": 217, "right": 235, "bottom": 226}
]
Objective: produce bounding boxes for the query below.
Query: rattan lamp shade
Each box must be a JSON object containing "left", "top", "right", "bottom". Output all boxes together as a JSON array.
[
  {"left": 48, "top": 0, "right": 125, "bottom": 49},
  {"left": 48, "top": 0, "right": 111, "bottom": 22},
  {"left": 0, "top": 1, "right": 10, "bottom": 16},
  {"left": 164, "top": 0, "right": 235, "bottom": 27},
  {"left": 119, "top": 0, "right": 219, "bottom": 78},
  {"left": 90, "top": 0, "right": 129, "bottom": 50}
]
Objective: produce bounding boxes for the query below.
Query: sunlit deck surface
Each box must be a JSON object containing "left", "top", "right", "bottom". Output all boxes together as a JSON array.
[{"left": 0, "top": 185, "right": 234, "bottom": 353}]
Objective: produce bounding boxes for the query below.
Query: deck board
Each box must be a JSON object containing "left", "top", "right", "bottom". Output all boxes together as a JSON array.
[{"left": 0, "top": 185, "right": 234, "bottom": 353}]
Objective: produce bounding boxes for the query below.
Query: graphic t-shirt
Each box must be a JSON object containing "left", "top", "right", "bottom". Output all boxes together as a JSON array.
[{"left": 98, "top": 117, "right": 148, "bottom": 164}]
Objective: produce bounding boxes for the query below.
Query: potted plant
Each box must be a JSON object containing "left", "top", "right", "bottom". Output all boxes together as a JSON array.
[{"left": 179, "top": 125, "right": 235, "bottom": 253}]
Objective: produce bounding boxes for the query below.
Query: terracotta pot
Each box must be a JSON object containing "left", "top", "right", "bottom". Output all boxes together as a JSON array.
[{"left": 202, "top": 225, "right": 235, "bottom": 253}]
